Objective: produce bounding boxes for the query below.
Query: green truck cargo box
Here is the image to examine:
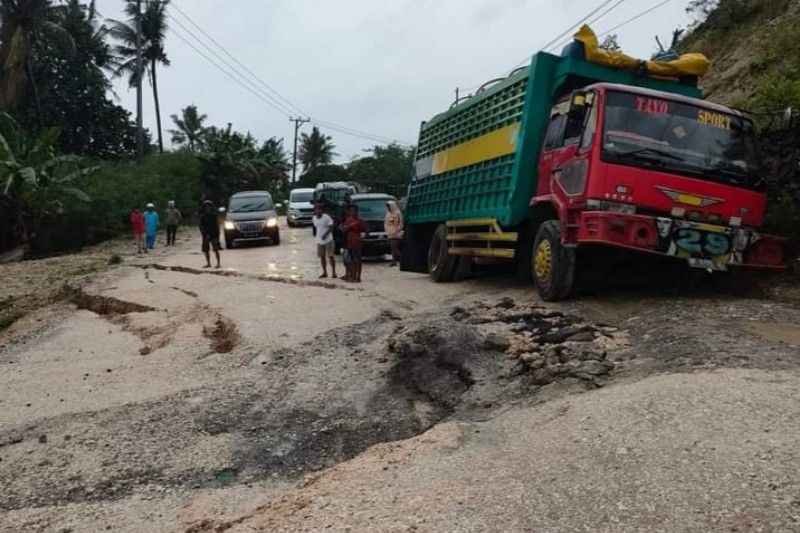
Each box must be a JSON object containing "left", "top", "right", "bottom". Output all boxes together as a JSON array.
[{"left": 405, "top": 51, "right": 702, "bottom": 228}]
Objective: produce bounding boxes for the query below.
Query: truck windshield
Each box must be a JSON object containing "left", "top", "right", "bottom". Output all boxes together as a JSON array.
[
  {"left": 355, "top": 199, "right": 390, "bottom": 220},
  {"left": 229, "top": 195, "right": 273, "bottom": 212},
  {"left": 602, "top": 91, "right": 763, "bottom": 190},
  {"left": 290, "top": 191, "right": 313, "bottom": 203}
]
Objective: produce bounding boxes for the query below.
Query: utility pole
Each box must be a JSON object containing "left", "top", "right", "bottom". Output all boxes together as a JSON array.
[
  {"left": 135, "top": 0, "right": 144, "bottom": 162},
  {"left": 290, "top": 116, "right": 310, "bottom": 183}
]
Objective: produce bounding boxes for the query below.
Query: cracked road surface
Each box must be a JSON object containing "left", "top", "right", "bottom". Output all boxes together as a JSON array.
[{"left": 1, "top": 220, "right": 799, "bottom": 532}]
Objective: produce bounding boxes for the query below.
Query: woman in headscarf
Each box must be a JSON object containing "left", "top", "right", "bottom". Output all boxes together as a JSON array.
[{"left": 384, "top": 200, "right": 403, "bottom": 267}]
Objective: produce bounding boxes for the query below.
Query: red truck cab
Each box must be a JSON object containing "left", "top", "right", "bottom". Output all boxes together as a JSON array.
[{"left": 531, "top": 83, "right": 787, "bottom": 296}]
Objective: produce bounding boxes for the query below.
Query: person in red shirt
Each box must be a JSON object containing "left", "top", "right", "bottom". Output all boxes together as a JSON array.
[
  {"left": 130, "top": 207, "right": 146, "bottom": 253},
  {"left": 342, "top": 204, "right": 366, "bottom": 283}
]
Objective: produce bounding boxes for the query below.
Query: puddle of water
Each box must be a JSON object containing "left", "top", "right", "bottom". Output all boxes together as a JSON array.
[{"left": 745, "top": 322, "right": 800, "bottom": 346}]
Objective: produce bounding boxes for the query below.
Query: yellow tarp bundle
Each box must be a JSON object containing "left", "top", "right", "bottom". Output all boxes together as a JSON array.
[{"left": 573, "top": 25, "right": 710, "bottom": 79}]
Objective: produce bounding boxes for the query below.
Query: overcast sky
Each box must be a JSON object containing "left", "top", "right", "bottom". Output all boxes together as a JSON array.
[{"left": 95, "top": 0, "right": 694, "bottom": 162}]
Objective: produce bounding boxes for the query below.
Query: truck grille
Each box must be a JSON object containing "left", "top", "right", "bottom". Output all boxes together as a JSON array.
[{"left": 235, "top": 221, "right": 263, "bottom": 234}]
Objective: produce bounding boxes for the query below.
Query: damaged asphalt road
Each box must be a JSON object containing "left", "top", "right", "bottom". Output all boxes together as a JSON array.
[{"left": 1, "top": 227, "right": 800, "bottom": 531}]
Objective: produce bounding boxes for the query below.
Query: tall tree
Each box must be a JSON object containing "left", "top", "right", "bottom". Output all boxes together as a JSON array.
[
  {"left": 0, "top": 0, "right": 74, "bottom": 126},
  {"left": 298, "top": 126, "right": 336, "bottom": 174},
  {"left": 13, "top": 0, "right": 142, "bottom": 158},
  {"left": 108, "top": 0, "right": 170, "bottom": 153},
  {"left": 169, "top": 104, "right": 206, "bottom": 151},
  {"left": 0, "top": 112, "right": 94, "bottom": 251}
]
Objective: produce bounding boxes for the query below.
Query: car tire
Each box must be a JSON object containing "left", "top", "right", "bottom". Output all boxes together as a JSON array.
[
  {"left": 225, "top": 232, "right": 236, "bottom": 249},
  {"left": 428, "top": 224, "right": 457, "bottom": 282},
  {"left": 271, "top": 230, "right": 281, "bottom": 246},
  {"left": 532, "top": 220, "right": 575, "bottom": 301}
]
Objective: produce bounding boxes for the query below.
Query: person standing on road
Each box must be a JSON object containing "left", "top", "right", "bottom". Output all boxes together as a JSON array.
[
  {"left": 199, "top": 200, "right": 221, "bottom": 269},
  {"left": 343, "top": 204, "right": 366, "bottom": 283},
  {"left": 130, "top": 207, "right": 146, "bottom": 254},
  {"left": 144, "top": 203, "right": 160, "bottom": 250},
  {"left": 384, "top": 200, "right": 403, "bottom": 267},
  {"left": 312, "top": 204, "right": 337, "bottom": 279},
  {"left": 165, "top": 200, "right": 182, "bottom": 246}
]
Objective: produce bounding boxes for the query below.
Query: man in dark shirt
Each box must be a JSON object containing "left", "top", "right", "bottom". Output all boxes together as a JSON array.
[
  {"left": 199, "top": 200, "right": 221, "bottom": 268},
  {"left": 342, "top": 204, "right": 366, "bottom": 283}
]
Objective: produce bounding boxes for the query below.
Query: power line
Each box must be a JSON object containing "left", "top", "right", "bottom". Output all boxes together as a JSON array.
[
  {"left": 169, "top": 1, "right": 306, "bottom": 117},
  {"left": 168, "top": 25, "right": 295, "bottom": 117},
  {"left": 459, "top": 0, "right": 620, "bottom": 94},
  {"left": 166, "top": 11, "right": 297, "bottom": 117},
  {"left": 598, "top": 0, "right": 677, "bottom": 37},
  {"left": 536, "top": 0, "right": 620, "bottom": 56},
  {"left": 169, "top": 0, "right": 411, "bottom": 146},
  {"left": 546, "top": 0, "right": 629, "bottom": 52}
]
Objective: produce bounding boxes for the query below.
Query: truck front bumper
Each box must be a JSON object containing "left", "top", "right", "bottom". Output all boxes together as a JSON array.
[{"left": 576, "top": 211, "right": 788, "bottom": 268}]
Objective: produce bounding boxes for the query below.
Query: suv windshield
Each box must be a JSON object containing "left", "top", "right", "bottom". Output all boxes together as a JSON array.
[
  {"left": 355, "top": 199, "right": 391, "bottom": 220},
  {"left": 602, "top": 91, "right": 763, "bottom": 190},
  {"left": 290, "top": 191, "right": 313, "bottom": 203},
  {"left": 229, "top": 195, "right": 273, "bottom": 213}
]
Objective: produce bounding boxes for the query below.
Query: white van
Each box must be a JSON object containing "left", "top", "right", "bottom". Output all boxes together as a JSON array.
[{"left": 286, "top": 188, "right": 316, "bottom": 227}]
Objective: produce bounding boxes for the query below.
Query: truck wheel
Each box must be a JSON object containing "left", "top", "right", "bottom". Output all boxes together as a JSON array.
[
  {"left": 428, "top": 224, "right": 457, "bottom": 282},
  {"left": 532, "top": 220, "right": 575, "bottom": 301},
  {"left": 271, "top": 230, "right": 281, "bottom": 246}
]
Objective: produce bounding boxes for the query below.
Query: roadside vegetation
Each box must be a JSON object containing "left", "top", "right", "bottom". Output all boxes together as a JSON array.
[
  {"left": 682, "top": 0, "right": 800, "bottom": 246},
  {"left": 0, "top": 0, "right": 413, "bottom": 258}
]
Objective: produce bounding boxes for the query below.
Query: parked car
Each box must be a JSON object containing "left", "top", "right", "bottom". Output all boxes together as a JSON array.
[
  {"left": 287, "top": 187, "right": 315, "bottom": 227},
  {"left": 348, "top": 193, "right": 396, "bottom": 257},
  {"left": 221, "top": 191, "right": 281, "bottom": 248},
  {"left": 312, "top": 182, "right": 359, "bottom": 245}
]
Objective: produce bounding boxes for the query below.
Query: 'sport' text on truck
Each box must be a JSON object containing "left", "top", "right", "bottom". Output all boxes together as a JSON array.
[{"left": 400, "top": 26, "right": 789, "bottom": 301}]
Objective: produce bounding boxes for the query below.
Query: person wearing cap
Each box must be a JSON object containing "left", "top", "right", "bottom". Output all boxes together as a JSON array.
[
  {"left": 165, "top": 200, "right": 182, "bottom": 246},
  {"left": 144, "top": 203, "right": 160, "bottom": 250}
]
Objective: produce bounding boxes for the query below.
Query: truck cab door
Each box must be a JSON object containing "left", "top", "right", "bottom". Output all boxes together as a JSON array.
[{"left": 538, "top": 100, "right": 582, "bottom": 196}]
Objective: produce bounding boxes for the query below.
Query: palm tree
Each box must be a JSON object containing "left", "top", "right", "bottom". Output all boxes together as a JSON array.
[
  {"left": 0, "top": 0, "right": 74, "bottom": 126},
  {"left": 299, "top": 126, "right": 336, "bottom": 174},
  {"left": 108, "top": 0, "right": 170, "bottom": 153},
  {"left": 169, "top": 104, "right": 206, "bottom": 151}
]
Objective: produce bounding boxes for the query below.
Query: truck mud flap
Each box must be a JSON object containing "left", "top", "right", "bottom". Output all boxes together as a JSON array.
[{"left": 400, "top": 224, "right": 433, "bottom": 273}]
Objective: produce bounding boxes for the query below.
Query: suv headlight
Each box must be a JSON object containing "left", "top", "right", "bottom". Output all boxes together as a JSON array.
[
  {"left": 265, "top": 218, "right": 278, "bottom": 228},
  {"left": 224, "top": 221, "right": 235, "bottom": 230}
]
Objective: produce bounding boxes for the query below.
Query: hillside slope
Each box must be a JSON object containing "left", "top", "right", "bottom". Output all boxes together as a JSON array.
[{"left": 680, "top": 0, "right": 800, "bottom": 107}]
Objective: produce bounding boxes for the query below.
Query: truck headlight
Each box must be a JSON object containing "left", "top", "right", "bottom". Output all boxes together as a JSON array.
[
  {"left": 265, "top": 218, "right": 278, "bottom": 228},
  {"left": 224, "top": 221, "right": 235, "bottom": 230}
]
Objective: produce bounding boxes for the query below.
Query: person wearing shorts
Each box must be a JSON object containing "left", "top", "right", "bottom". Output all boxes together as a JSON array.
[
  {"left": 342, "top": 204, "right": 366, "bottom": 283},
  {"left": 199, "top": 200, "right": 221, "bottom": 268},
  {"left": 312, "top": 204, "right": 337, "bottom": 279}
]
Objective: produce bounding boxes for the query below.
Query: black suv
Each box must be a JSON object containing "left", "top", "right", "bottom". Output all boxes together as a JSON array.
[
  {"left": 221, "top": 191, "right": 281, "bottom": 248},
  {"left": 349, "top": 193, "right": 396, "bottom": 256}
]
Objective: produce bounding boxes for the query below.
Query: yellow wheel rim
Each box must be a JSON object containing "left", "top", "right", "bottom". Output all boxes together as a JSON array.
[{"left": 534, "top": 239, "right": 553, "bottom": 281}]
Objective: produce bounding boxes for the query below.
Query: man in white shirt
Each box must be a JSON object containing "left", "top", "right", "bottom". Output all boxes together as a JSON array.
[{"left": 312, "top": 204, "right": 337, "bottom": 279}]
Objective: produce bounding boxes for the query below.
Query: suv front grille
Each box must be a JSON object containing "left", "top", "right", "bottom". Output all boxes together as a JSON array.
[{"left": 235, "top": 221, "right": 263, "bottom": 234}]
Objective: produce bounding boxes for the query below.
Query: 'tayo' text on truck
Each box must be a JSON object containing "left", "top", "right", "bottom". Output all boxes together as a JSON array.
[{"left": 400, "top": 26, "right": 788, "bottom": 300}]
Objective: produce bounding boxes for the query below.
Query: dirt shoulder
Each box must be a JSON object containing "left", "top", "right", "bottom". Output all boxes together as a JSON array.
[{"left": 1, "top": 224, "right": 799, "bottom": 532}]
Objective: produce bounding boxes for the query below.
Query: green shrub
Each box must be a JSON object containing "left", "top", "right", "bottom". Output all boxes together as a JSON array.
[{"left": 31, "top": 152, "right": 203, "bottom": 254}]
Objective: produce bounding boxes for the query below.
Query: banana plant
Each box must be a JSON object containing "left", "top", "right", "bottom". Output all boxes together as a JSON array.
[{"left": 0, "top": 112, "right": 95, "bottom": 246}]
